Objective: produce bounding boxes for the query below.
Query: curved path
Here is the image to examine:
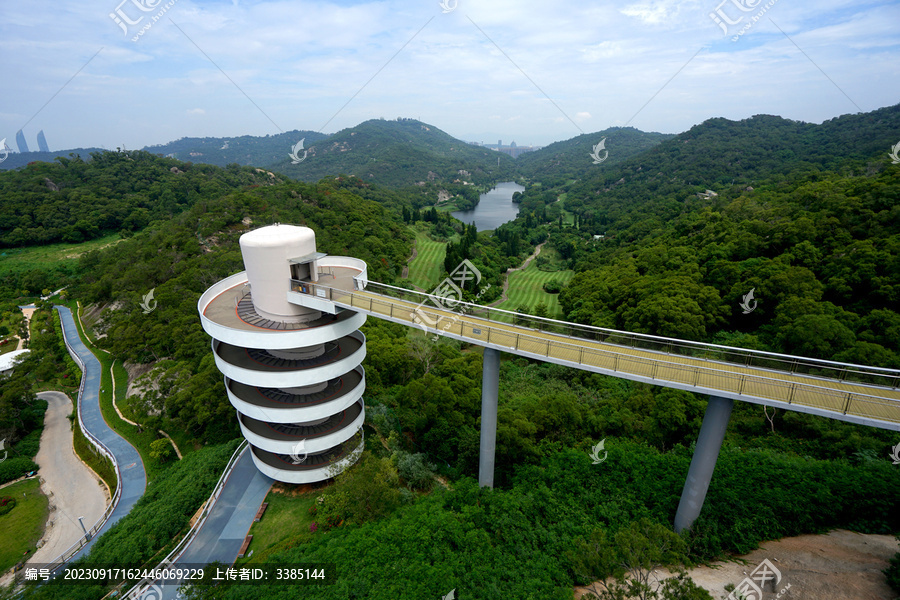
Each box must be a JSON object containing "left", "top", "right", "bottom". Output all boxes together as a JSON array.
[
  {"left": 148, "top": 449, "right": 272, "bottom": 600},
  {"left": 401, "top": 234, "right": 417, "bottom": 281},
  {"left": 54, "top": 306, "right": 146, "bottom": 560},
  {"left": 28, "top": 391, "right": 108, "bottom": 565},
  {"left": 488, "top": 240, "right": 546, "bottom": 307},
  {"left": 55, "top": 305, "right": 269, "bottom": 600}
]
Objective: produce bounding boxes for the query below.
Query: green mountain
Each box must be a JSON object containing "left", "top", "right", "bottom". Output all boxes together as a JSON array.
[
  {"left": 534, "top": 105, "right": 900, "bottom": 368},
  {"left": 515, "top": 126, "right": 675, "bottom": 186},
  {"left": 142, "top": 130, "right": 329, "bottom": 168},
  {"left": 270, "top": 118, "right": 516, "bottom": 187},
  {"left": 0, "top": 150, "right": 290, "bottom": 247},
  {"left": 0, "top": 148, "right": 106, "bottom": 171}
]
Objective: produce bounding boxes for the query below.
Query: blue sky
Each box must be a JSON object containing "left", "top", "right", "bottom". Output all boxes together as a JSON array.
[{"left": 2, "top": 0, "right": 898, "bottom": 151}]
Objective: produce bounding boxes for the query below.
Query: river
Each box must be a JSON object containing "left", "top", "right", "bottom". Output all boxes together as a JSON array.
[{"left": 451, "top": 181, "right": 524, "bottom": 231}]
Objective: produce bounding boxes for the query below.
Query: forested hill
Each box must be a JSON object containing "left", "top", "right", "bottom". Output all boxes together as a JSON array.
[
  {"left": 515, "top": 127, "right": 674, "bottom": 186},
  {"left": 142, "top": 130, "right": 329, "bottom": 167},
  {"left": 270, "top": 118, "right": 516, "bottom": 187},
  {"left": 537, "top": 104, "right": 900, "bottom": 370},
  {"left": 73, "top": 179, "right": 411, "bottom": 442},
  {"left": 0, "top": 147, "right": 106, "bottom": 171},
  {"left": 562, "top": 104, "right": 900, "bottom": 217},
  {"left": 0, "top": 150, "right": 290, "bottom": 247}
]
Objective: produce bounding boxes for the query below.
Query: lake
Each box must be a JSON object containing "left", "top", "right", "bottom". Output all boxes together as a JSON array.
[{"left": 452, "top": 181, "right": 524, "bottom": 231}]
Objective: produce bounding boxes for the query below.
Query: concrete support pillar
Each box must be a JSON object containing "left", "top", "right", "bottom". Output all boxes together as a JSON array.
[
  {"left": 674, "top": 395, "right": 733, "bottom": 533},
  {"left": 478, "top": 348, "right": 500, "bottom": 488}
]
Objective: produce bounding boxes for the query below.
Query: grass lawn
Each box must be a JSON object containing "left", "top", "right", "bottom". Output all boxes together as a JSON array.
[
  {"left": 0, "top": 478, "right": 49, "bottom": 573},
  {"left": 554, "top": 194, "right": 575, "bottom": 226},
  {"left": 0, "top": 233, "right": 121, "bottom": 278},
  {"left": 235, "top": 485, "right": 320, "bottom": 565},
  {"left": 498, "top": 249, "right": 574, "bottom": 319},
  {"left": 406, "top": 229, "right": 446, "bottom": 291}
]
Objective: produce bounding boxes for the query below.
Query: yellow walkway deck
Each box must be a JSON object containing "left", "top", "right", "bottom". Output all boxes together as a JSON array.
[{"left": 306, "top": 282, "right": 900, "bottom": 431}]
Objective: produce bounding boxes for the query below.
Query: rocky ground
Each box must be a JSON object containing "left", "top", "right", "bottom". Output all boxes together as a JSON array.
[{"left": 575, "top": 529, "right": 899, "bottom": 600}]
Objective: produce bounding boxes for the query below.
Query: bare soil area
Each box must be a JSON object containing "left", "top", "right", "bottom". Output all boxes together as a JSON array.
[{"left": 575, "top": 529, "right": 899, "bottom": 600}]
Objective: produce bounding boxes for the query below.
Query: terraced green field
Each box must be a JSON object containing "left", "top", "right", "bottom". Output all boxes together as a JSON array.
[
  {"left": 497, "top": 257, "right": 574, "bottom": 319},
  {"left": 406, "top": 229, "right": 446, "bottom": 291}
]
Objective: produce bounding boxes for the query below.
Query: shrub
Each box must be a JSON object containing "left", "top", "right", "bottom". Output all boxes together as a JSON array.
[
  {"left": 0, "top": 495, "right": 17, "bottom": 516},
  {"left": 543, "top": 279, "right": 563, "bottom": 294},
  {"left": 0, "top": 457, "right": 39, "bottom": 486}
]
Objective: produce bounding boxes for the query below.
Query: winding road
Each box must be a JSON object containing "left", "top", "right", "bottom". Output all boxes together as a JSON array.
[
  {"left": 54, "top": 306, "right": 146, "bottom": 559},
  {"left": 28, "top": 391, "right": 108, "bottom": 565},
  {"left": 54, "top": 306, "right": 271, "bottom": 600}
]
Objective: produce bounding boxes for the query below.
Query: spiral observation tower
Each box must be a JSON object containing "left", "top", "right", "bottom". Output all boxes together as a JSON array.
[{"left": 198, "top": 224, "right": 367, "bottom": 483}]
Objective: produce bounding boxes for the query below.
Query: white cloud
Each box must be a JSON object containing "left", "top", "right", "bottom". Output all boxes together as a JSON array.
[{"left": 1, "top": 0, "right": 897, "bottom": 149}]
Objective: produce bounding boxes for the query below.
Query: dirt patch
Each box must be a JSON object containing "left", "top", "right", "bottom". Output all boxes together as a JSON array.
[
  {"left": 79, "top": 301, "right": 118, "bottom": 340},
  {"left": 575, "top": 529, "right": 898, "bottom": 600},
  {"left": 124, "top": 360, "right": 159, "bottom": 397}
]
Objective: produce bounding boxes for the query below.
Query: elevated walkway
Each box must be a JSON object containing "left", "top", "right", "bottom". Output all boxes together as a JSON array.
[{"left": 289, "top": 280, "right": 900, "bottom": 432}]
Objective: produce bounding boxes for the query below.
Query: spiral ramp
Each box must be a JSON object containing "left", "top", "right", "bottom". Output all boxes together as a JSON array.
[{"left": 198, "top": 224, "right": 367, "bottom": 483}]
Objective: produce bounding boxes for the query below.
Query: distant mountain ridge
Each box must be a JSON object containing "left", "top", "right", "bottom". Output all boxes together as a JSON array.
[
  {"left": 0, "top": 147, "right": 107, "bottom": 171},
  {"left": 270, "top": 118, "right": 517, "bottom": 187},
  {"left": 142, "top": 130, "right": 329, "bottom": 169},
  {"left": 515, "top": 127, "right": 675, "bottom": 186}
]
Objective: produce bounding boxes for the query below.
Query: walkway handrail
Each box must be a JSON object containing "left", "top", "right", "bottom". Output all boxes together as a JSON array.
[
  {"left": 354, "top": 280, "right": 900, "bottom": 389},
  {"left": 50, "top": 307, "right": 124, "bottom": 573},
  {"left": 292, "top": 284, "right": 900, "bottom": 429},
  {"left": 121, "top": 439, "right": 249, "bottom": 600}
]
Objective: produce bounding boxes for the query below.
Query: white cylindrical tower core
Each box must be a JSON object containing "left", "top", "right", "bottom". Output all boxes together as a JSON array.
[{"left": 240, "top": 224, "right": 320, "bottom": 322}]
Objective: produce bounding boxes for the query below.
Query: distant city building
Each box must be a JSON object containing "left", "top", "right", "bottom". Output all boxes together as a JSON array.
[
  {"left": 15, "top": 130, "right": 29, "bottom": 153},
  {"left": 467, "top": 140, "right": 543, "bottom": 158},
  {"left": 36, "top": 130, "right": 49, "bottom": 152}
]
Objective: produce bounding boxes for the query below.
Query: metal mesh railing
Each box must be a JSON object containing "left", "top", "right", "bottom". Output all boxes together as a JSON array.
[
  {"left": 355, "top": 281, "right": 900, "bottom": 389},
  {"left": 49, "top": 307, "right": 124, "bottom": 574},
  {"left": 288, "top": 284, "right": 900, "bottom": 427}
]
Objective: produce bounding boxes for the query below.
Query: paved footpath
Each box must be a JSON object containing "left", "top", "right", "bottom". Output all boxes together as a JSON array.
[
  {"left": 55, "top": 306, "right": 147, "bottom": 559},
  {"left": 148, "top": 448, "right": 272, "bottom": 600},
  {"left": 28, "top": 391, "right": 108, "bottom": 565},
  {"left": 56, "top": 305, "right": 272, "bottom": 600}
]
